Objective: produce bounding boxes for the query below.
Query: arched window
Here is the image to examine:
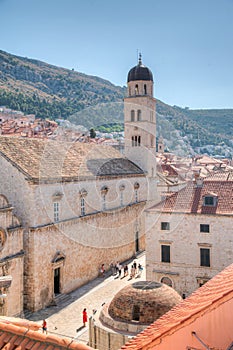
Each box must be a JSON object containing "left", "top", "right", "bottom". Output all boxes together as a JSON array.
[
  {"left": 132, "top": 136, "right": 141, "bottom": 147},
  {"left": 129, "top": 86, "right": 131, "bottom": 96},
  {"left": 144, "top": 84, "right": 147, "bottom": 94},
  {"left": 135, "top": 84, "right": 139, "bottom": 95},
  {"left": 137, "top": 110, "right": 141, "bottom": 121},
  {"left": 131, "top": 110, "right": 135, "bottom": 121},
  {"left": 138, "top": 136, "right": 141, "bottom": 146},
  {"left": 119, "top": 184, "right": 125, "bottom": 206},
  {"left": 161, "top": 276, "right": 173, "bottom": 287},
  {"left": 101, "top": 186, "right": 108, "bottom": 211},
  {"left": 102, "top": 194, "right": 106, "bottom": 210},
  {"left": 79, "top": 189, "right": 87, "bottom": 216},
  {"left": 132, "top": 136, "right": 135, "bottom": 147},
  {"left": 134, "top": 182, "right": 140, "bottom": 203}
]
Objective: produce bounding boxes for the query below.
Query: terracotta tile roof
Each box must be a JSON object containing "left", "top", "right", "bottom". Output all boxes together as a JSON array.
[
  {"left": 0, "top": 318, "right": 93, "bottom": 350},
  {"left": 121, "top": 263, "right": 233, "bottom": 350},
  {"left": 0, "top": 136, "right": 144, "bottom": 182},
  {"left": 148, "top": 173, "right": 233, "bottom": 215},
  {"left": 159, "top": 164, "right": 178, "bottom": 177}
]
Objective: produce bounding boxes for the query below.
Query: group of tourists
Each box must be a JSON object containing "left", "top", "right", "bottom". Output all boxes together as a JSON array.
[{"left": 109, "top": 260, "right": 143, "bottom": 279}]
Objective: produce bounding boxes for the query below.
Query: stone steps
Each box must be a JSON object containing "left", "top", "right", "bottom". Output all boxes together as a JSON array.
[
  {"left": 54, "top": 293, "right": 72, "bottom": 305},
  {"left": 23, "top": 309, "right": 33, "bottom": 319}
]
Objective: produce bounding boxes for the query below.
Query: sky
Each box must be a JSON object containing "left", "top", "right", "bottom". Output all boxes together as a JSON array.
[{"left": 1, "top": 0, "right": 233, "bottom": 109}]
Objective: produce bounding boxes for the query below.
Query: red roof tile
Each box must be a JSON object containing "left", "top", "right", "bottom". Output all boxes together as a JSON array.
[
  {"left": 0, "top": 319, "right": 93, "bottom": 350},
  {"left": 148, "top": 173, "right": 233, "bottom": 215},
  {"left": 159, "top": 164, "right": 178, "bottom": 177},
  {"left": 122, "top": 263, "right": 233, "bottom": 350}
]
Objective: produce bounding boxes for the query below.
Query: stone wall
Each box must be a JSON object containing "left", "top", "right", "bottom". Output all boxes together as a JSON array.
[
  {"left": 0, "top": 197, "right": 24, "bottom": 316},
  {"left": 25, "top": 202, "right": 145, "bottom": 311},
  {"left": 146, "top": 211, "right": 233, "bottom": 296},
  {"left": 89, "top": 318, "right": 130, "bottom": 350},
  {"left": 0, "top": 156, "right": 35, "bottom": 227}
]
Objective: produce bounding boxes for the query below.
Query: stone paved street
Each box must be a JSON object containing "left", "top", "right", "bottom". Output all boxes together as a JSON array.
[{"left": 27, "top": 253, "right": 146, "bottom": 345}]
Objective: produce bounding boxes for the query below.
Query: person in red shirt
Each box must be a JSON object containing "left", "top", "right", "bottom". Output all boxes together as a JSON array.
[
  {"left": 42, "top": 319, "right": 47, "bottom": 334},
  {"left": 83, "top": 308, "right": 88, "bottom": 327}
]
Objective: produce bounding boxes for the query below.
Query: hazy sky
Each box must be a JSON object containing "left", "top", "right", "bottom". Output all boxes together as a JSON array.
[{"left": 1, "top": 0, "right": 233, "bottom": 109}]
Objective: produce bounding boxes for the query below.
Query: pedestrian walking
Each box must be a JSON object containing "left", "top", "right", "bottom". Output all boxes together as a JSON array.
[
  {"left": 137, "top": 263, "right": 143, "bottom": 277},
  {"left": 42, "top": 319, "right": 47, "bottom": 334},
  {"left": 124, "top": 264, "right": 128, "bottom": 277},
  {"left": 83, "top": 308, "right": 88, "bottom": 327},
  {"left": 133, "top": 260, "right": 137, "bottom": 274},
  {"left": 110, "top": 262, "right": 115, "bottom": 275},
  {"left": 116, "top": 261, "right": 120, "bottom": 275},
  {"left": 118, "top": 264, "right": 122, "bottom": 277},
  {"left": 130, "top": 264, "right": 136, "bottom": 278},
  {"left": 100, "top": 264, "right": 105, "bottom": 277}
]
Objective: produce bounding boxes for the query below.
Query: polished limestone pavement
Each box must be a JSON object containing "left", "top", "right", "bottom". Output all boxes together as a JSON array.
[{"left": 26, "top": 253, "right": 146, "bottom": 345}]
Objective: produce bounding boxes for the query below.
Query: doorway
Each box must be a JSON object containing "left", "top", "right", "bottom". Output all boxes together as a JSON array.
[
  {"left": 54, "top": 267, "right": 60, "bottom": 295},
  {"left": 135, "top": 231, "right": 139, "bottom": 253}
]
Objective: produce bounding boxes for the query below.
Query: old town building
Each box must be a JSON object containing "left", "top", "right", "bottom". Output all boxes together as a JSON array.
[
  {"left": 0, "top": 56, "right": 157, "bottom": 313},
  {"left": 146, "top": 171, "right": 233, "bottom": 297}
]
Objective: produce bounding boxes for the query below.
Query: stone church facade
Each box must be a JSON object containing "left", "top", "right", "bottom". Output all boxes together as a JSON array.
[{"left": 0, "top": 56, "right": 157, "bottom": 313}]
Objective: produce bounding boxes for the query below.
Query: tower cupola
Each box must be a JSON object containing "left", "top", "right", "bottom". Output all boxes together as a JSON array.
[{"left": 127, "top": 53, "right": 153, "bottom": 82}]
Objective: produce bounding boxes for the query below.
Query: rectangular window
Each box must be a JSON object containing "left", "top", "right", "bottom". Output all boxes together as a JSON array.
[
  {"left": 200, "top": 248, "right": 210, "bottom": 267},
  {"left": 53, "top": 202, "right": 59, "bottom": 222},
  {"left": 161, "top": 222, "right": 170, "bottom": 230},
  {"left": 161, "top": 245, "right": 170, "bottom": 263},
  {"left": 81, "top": 197, "right": 85, "bottom": 216},
  {"left": 204, "top": 196, "right": 214, "bottom": 206},
  {"left": 135, "top": 189, "right": 138, "bottom": 203},
  {"left": 200, "top": 224, "right": 210, "bottom": 233}
]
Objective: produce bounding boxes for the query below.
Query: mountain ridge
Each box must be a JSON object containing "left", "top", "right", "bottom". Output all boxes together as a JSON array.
[{"left": 0, "top": 49, "right": 233, "bottom": 157}]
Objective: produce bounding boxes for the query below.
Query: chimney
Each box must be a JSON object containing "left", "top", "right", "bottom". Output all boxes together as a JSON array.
[{"left": 195, "top": 177, "right": 204, "bottom": 188}]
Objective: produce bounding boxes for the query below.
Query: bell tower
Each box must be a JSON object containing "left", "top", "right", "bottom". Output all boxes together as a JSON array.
[{"left": 124, "top": 54, "right": 157, "bottom": 200}]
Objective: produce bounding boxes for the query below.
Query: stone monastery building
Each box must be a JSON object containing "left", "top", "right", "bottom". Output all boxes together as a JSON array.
[{"left": 0, "top": 56, "right": 157, "bottom": 314}]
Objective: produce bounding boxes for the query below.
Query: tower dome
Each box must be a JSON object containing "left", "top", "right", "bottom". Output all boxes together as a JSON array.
[{"left": 127, "top": 54, "right": 153, "bottom": 82}]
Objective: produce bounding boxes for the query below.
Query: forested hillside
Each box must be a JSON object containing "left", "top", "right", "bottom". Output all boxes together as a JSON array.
[{"left": 1, "top": 49, "right": 233, "bottom": 157}]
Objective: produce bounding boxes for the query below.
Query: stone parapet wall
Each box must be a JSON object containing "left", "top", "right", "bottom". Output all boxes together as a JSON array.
[{"left": 89, "top": 318, "right": 130, "bottom": 350}]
